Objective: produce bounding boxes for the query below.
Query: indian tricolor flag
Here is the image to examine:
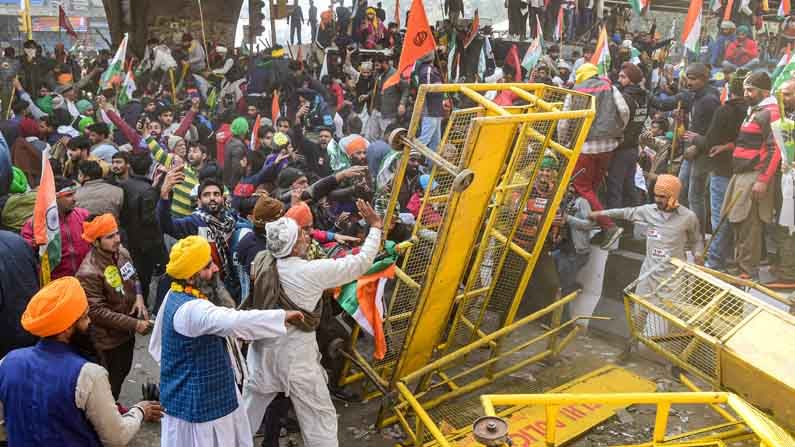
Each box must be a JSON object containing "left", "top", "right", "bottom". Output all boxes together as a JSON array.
[
  {"left": 682, "top": 0, "right": 703, "bottom": 55},
  {"left": 591, "top": 26, "right": 611, "bottom": 76},
  {"left": 780, "top": 0, "right": 791, "bottom": 16},
  {"left": 118, "top": 68, "right": 136, "bottom": 106},
  {"left": 629, "top": 0, "right": 650, "bottom": 15},
  {"left": 249, "top": 114, "right": 261, "bottom": 151},
  {"left": 553, "top": 7, "right": 564, "bottom": 42},
  {"left": 522, "top": 16, "right": 544, "bottom": 71},
  {"left": 99, "top": 33, "right": 129, "bottom": 90},
  {"left": 335, "top": 263, "right": 396, "bottom": 360},
  {"left": 33, "top": 150, "right": 61, "bottom": 285}
]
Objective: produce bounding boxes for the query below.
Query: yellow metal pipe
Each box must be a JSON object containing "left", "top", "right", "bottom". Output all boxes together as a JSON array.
[
  {"left": 489, "top": 228, "right": 533, "bottom": 261},
  {"left": 459, "top": 86, "right": 511, "bottom": 117},
  {"left": 481, "top": 395, "right": 497, "bottom": 416},
  {"left": 679, "top": 374, "right": 738, "bottom": 423},
  {"left": 525, "top": 125, "right": 575, "bottom": 159},
  {"left": 480, "top": 392, "right": 728, "bottom": 407},
  {"left": 400, "top": 292, "right": 578, "bottom": 383},
  {"left": 653, "top": 402, "right": 671, "bottom": 442},
  {"left": 546, "top": 405, "right": 560, "bottom": 445},
  {"left": 726, "top": 394, "right": 792, "bottom": 447},
  {"left": 395, "top": 382, "right": 452, "bottom": 447},
  {"left": 394, "top": 267, "right": 422, "bottom": 290}
]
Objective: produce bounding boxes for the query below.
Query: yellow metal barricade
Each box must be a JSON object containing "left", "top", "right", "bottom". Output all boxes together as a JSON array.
[
  {"left": 392, "top": 387, "right": 794, "bottom": 447},
  {"left": 338, "top": 83, "right": 595, "bottom": 404},
  {"left": 624, "top": 258, "right": 795, "bottom": 431}
]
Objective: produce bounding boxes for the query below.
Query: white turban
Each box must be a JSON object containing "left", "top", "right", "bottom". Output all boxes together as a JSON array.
[{"left": 266, "top": 217, "right": 299, "bottom": 258}]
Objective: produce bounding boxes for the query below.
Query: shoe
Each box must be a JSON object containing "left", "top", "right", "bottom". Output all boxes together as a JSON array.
[
  {"left": 600, "top": 226, "right": 624, "bottom": 250},
  {"left": 116, "top": 402, "right": 129, "bottom": 414},
  {"left": 329, "top": 386, "right": 361, "bottom": 403}
]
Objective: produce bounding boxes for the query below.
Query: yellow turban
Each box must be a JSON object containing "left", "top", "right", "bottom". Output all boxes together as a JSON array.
[
  {"left": 575, "top": 63, "right": 599, "bottom": 84},
  {"left": 22, "top": 277, "right": 88, "bottom": 337},
  {"left": 654, "top": 174, "right": 681, "bottom": 209},
  {"left": 167, "top": 236, "right": 212, "bottom": 280}
]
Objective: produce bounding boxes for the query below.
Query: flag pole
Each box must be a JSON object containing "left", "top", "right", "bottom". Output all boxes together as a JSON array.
[{"left": 197, "top": 0, "right": 212, "bottom": 71}]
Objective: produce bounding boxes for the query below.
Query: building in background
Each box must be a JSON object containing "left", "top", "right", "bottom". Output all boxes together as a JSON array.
[{"left": 0, "top": 0, "right": 110, "bottom": 52}]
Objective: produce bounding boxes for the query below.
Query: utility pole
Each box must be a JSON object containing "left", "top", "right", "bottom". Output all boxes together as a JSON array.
[
  {"left": 249, "top": 0, "right": 267, "bottom": 50},
  {"left": 19, "top": 0, "right": 33, "bottom": 41}
]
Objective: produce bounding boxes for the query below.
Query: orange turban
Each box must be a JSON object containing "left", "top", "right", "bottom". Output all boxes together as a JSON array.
[
  {"left": 343, "top": 135, "right": 368, "bottom": 156},
  {"left": 285, "top": 202, "right": 313, "bottom": 228},
  {"left": 22, "top": 277, "right": 88, "bottom": 337},
  {"left": 82, "top": 213, "right": 118, "bottom": 243},
  {"left": 654, "top": 174, "right": 681, "bottom": 209}
]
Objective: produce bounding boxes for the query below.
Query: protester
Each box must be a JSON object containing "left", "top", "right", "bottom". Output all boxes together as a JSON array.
[
  {"left": 148, "top": 235, "right": 302, "bottom": 446},
  {"left": 0, "top": 277, "right": 163, "bottom": 446}
]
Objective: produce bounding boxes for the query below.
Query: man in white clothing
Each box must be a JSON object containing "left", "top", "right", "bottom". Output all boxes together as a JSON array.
[
  {"left": 243, "top": 199, "right": 383, "bottom": 446},
  {"left": 149, "top": 235, "right": 303, "bottom": 447}
]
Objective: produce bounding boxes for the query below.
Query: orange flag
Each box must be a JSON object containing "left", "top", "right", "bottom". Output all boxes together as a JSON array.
[
  {"left": 382, "top": 0, "right": 436, "bottom": 91},
  {"left": 272, "top": 92, "right": 281, "bottom": 122}
]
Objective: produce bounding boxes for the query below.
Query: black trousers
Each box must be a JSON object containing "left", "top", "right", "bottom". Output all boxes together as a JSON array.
[
  {"left": 130, "top": 244, "right": 166, "bottom": 310},
  {"left": 98, "top": 337, "right": 135, "bottom": 401}
]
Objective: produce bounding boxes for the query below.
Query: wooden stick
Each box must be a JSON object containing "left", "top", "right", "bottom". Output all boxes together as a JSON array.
[{"left": 197, "top": 0, "right": 212, "bottom": 71}]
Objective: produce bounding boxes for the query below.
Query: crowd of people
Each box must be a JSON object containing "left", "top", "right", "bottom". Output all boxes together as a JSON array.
[{"left": 0, "top": 0, "right": 794, "bottom": 445}]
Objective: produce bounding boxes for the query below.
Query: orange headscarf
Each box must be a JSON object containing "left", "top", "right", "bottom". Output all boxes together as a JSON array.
[
  {"left": 21, "top": 277, "right": 88, "bottom": 337},
  {"left": 285, "top": 202, "right": 313, "bottom": 228},
  {"left": 82, "top": 213, "right": 118, "bottom": 243},
  {"left": 654, "top": 174, "right": 681, "bottom": 209}
]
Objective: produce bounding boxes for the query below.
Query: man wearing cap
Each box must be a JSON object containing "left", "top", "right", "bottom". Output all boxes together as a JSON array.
[
  {"left": 590, "top": 174, "right": 704, "bottom": 297},
  {"left": 723, "top": 72, "right": 780, "bottom": 280},
  {"left": 559, "top": 63, "right": 630, "bottom": 249},
  {"left": 710, "top": 21, "right": 737, "bottom": 67},
  {"left": 148, "top": 236, "right": 301, "bottom": 446},
  {"left": 607, "top": 62, "right": 648, "bottom": 210},
  {"left": 22, "top": 176, "right": 91, "bottom": 279},
  {"left": 651, "top": 63, "right": 721, "bottom": 235},
  {"left": 243, "top": 199, "right": 383, "bottom": 447},
  {"left": 724, "top": 25, "right": 759, "bottom": 71},
  {"left": 76, "top": 213, "right": 150, "bottom": 401},
  {"left": 0, "top": 277, "right": 163, "bottom": 446}
]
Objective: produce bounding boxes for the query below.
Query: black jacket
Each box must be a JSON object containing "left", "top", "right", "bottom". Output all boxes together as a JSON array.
[
  {"left": 651, "top": 85, "right": 721, "bottom": 140},
  {"left": 619, "top": 84, "right": 649, "bottom": 150},
  {"left": 693, "top": 96, "right": 747, "bottom": 178},
  {"left": 119, "top": 175, "right": 165, "bottom": 253},
  {"left": 0, "top": 230, "right": 39, "bottom": 358}
]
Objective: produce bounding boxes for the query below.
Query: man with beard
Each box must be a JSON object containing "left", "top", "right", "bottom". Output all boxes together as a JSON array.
[
  {"left": 148, "top": 236, "right": 301, "bottom": 447},
  {"left": 650, "top": 63, "right": 721, "bottom": 235},
  {"left": 159, "top": 175, "right": 242, "bottom": 302},
  {"left": 342, "top": 57, "right": 375, "bottom": 115},
  {"left": 63, "top": 135, "right": 91, "bottom": 180},
  {"left": 723, "top": 72, "right": 780, "bottom": 280},
  {"left": 606, "top": 62, "right": 648, "bottom": 209},
  {"left": 119, "top": 152, "right": 166, "bottom": 312},
  {"left": 321, "top": 126, "right": 348, "bottom": 173},
  {"left": 22, "top": 177, "right": 91, "bottom": 279},
  {"left": 0, "top": 277, "right": 163, "bottom": 446},
  {"left": 366, "top": 55, "right": 408, "bottom": 142},
  {"left": 110, "top": 151, "right": 130, "bottom": 182},
  {"left": 242, "top": 199, "right": 383, "bottom": 447},
  {"left": 77, "top": 214, "right": 151, "bottom": 402},
  {"left": 590, "top": 174, "right": 703, "bottom": 298}
]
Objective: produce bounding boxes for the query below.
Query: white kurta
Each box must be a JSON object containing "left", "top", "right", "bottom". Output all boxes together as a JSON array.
[
  {"left": 149, "top": 294, "right": 287, "bottom": 447},
  {"left": 243, "top": 228, "right": 382, "bottom": 447}
]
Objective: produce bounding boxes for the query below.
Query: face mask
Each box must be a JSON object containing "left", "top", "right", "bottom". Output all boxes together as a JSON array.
[{"left": 24, "top": 48, "right": 36, "bottom": 59}]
